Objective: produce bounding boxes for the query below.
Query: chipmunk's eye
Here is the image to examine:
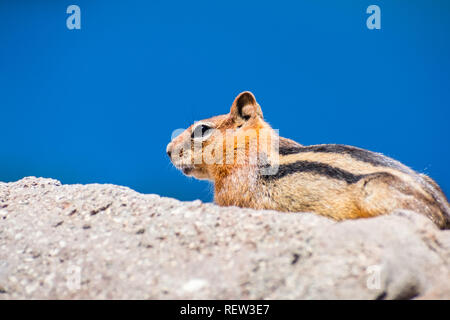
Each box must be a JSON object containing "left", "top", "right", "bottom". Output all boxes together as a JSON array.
[{"left": 191, "top": 124, "right": 213, "bottom": 140}]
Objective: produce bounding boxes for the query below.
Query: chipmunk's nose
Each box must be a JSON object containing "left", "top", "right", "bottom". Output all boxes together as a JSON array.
[{"left": 166, "top": 143, "right": 172, "bottom": 158}]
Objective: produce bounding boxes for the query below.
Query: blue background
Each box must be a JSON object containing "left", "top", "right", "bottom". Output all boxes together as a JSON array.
[{"left": 1, "top": 1, "right": 449, "bottom": 202}]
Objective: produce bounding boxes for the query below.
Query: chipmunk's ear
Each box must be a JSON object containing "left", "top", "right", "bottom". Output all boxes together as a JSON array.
[{"left": 230, "top": 91, "right": 263, "bottom": 123}]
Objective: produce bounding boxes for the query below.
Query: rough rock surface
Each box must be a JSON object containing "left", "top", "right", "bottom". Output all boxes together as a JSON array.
[{"left": 0, "top": 177, "right": 449, "bottom": 299}]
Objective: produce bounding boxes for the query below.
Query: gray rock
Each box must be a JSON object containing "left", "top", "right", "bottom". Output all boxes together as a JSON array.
[{"left": 0, "top": 176, "right": 449, "bottom": 299}]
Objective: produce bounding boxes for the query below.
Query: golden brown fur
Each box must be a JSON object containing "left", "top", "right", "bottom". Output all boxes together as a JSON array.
[{"left": 166, "top": 91, "right": 450, "bottom": 229}]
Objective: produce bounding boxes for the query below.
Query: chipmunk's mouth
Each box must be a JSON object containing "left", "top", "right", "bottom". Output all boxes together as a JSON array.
[
  {"left": 173, "top": 162, "right": 211, "bottom": 181},
  {"left": 181, "top": 166, "right": 193, "bottom": 175},
  {"left": 173, "top": 163, "right": 195, "bottom": 176}
]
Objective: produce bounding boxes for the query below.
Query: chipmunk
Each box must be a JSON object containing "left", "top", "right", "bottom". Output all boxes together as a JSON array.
[{"left": 166, "top": 91, "right": 450, "bottom": 229}]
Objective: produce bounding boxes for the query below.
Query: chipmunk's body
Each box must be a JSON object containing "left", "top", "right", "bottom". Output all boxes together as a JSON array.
[{"left": 167, "top": 91, "right": 450, "bottom": 229}]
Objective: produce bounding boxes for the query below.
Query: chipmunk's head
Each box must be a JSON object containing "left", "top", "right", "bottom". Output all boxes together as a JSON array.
[{"left": 167, "top": 91, "right": 276, "bottom": 181}]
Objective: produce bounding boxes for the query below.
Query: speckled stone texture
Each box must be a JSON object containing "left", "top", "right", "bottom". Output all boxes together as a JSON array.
[{"left": 0, "top": 177, "right": 449, "bottom": 299}]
